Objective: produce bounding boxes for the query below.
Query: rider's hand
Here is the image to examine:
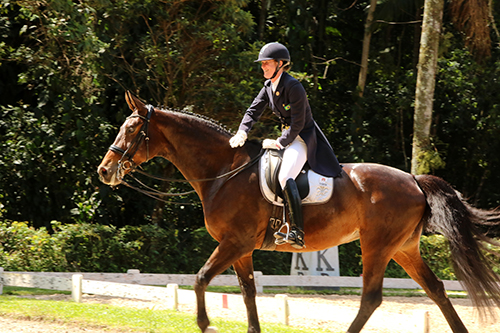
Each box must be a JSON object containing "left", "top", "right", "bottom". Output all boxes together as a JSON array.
[
  {"left": 262, "top": 139, "right": 283, "bottom": 150},
  {"left": 229, "top": 130, "right": 247, "bottom": 148}
]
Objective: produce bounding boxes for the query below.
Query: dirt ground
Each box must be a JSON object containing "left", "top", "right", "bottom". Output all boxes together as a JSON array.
[{"left": 2, "top": 292, "right": 500, "bottom": 332}]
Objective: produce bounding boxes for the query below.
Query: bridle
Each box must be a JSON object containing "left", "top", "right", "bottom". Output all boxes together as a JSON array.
[
  {"left": 107, "top": 104, "right": 264, "bottom": 204},
  {"left": 109, "top": 104, "right": 154, "bottom": 179}
]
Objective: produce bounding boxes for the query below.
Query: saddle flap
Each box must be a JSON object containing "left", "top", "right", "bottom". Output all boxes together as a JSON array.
[
  {"left": 265, "top": 150, "right": 284, "bottom": 196},
  {"left": 264, "top": 149, "right": 310, "bottom": 200}
]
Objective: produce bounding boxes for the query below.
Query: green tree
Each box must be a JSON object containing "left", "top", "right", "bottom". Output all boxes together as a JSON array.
[
  {"left": 0, "top": 0, "right": 257, "bottom": 228},
  {"left": 1, "top": 0, "right": 500, "bottom": 271},
  {"left": 0, "top": 0, "right": 114, "bottom": 229},
  {"left": 411, "top": 0, "right": 494, "bottom": 175}
]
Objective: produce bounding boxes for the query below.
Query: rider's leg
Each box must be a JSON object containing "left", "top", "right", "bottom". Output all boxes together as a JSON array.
[
  {"left": 278, "top": 136, "right": 308, "bottom": 189},
  {"left": 282, "top": 178, "right": 305, "bottom": 248},
  {"left": 274, "top": 137, "right": 307, "bottom": 249}
]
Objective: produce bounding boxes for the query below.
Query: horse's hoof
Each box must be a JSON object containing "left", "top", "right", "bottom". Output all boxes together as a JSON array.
[{"left": 205, "top": 327, "right": 219, "bottom": 333}]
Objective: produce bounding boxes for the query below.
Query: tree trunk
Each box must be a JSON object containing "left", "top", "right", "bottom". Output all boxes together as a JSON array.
[
  {"left": 411, "top": 0, "right": 444, "bottom": 175},
  {"left": 315, "top": 0, "right": 327, "bottom": 57},
  {"left": 488, "top": 0, "right": 500, "bottom": 45},
  {"left": 357, "top": 0, "right": 377, "bottom": 97},
  {"left": 258, "top": 0, "right": 268, "bottom": 40},
  {"left": 412, "top": 4, "right": 423, "bottom": 72}
]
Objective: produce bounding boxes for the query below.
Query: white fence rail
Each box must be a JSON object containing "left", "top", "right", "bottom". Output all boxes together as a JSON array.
[{"left": 0, "top": 268, "right": 465, "bottom": 294}]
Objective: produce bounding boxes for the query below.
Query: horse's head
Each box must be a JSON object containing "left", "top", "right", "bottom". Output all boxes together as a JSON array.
[{"left": 98, "top": 91, "right": 157, "bottom": 186}]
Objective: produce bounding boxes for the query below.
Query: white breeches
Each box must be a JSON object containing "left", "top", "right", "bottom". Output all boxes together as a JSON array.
[{"left": 278, "top": 136, "right": 308, "bottom": 189}]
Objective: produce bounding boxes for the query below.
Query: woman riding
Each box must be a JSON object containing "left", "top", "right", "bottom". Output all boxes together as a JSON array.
[{"left": 229, "top": 42, "right": 342, "bottom": 249}]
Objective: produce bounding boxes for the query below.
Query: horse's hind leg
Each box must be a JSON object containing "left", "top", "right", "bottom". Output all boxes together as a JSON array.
[
  {"left": 195, "top": 243, "right": 251, "bottom": 333},
  {"left": 232, "top": 254, "right": 260, "bottom": 333},
  {"left": 392, "top": 240, "right": 468, "bottom": 333}
]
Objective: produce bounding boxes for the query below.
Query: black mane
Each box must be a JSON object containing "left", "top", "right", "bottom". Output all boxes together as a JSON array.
[{"left": 158, "top": 106, "right": 235, "bottom": 137}]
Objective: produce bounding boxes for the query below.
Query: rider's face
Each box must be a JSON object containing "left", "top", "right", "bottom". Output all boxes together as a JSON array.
[{"left": 261, "top": 60, "right": 280, "bottom": 80}]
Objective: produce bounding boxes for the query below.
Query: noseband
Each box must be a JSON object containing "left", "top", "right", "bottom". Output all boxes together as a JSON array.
[{"left": 109, "top": 104, "right": 154, "bottom": 180}]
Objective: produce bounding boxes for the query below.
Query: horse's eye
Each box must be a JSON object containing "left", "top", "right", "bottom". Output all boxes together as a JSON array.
[{"left": 127, "top": 126, "right": 136, "bottom": 134}]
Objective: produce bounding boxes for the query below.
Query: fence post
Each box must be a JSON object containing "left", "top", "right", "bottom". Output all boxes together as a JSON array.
[
  {"left": 254, "top": 271, "right": 263, "bottom": 293},
  {"left": 127, "top": 269, "right": 140, "bottom": 274},
  {"left": 414, "top": 310, "right": 429, "bottom": 333},
  {"left": 72, "top": 274, "right": 83, "bottom": 303},
  {"left": 275, "top": 294, "right": 289, "bottom": 325},
  {"left": 0, "top": 267, "right": 3, "bottom": 295},
  {"left": 166, "top": 283, "right": 178, "bottom": 310}
]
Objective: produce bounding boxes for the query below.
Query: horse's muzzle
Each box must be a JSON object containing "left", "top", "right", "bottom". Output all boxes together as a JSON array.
[{"left": 97, "top": 163, "right": 120, "bottom": 186}]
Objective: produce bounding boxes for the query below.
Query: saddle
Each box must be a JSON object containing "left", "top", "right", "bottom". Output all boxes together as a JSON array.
[{"left": 260, "top": 149, "right": 334, "bottom": 206}]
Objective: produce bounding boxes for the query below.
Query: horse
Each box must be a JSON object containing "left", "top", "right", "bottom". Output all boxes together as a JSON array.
[{"left": 98, "top": 91, "right": 500, "bottom": 333}]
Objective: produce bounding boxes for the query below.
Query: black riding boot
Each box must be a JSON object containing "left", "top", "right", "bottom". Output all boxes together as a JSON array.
[{"left": 274, "top": 178, "right": 305, "bottom": 249}]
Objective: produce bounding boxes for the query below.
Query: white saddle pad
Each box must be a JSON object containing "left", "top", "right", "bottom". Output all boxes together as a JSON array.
[{"left": 259, "top": 150, "right": 334, "bottom": 206}]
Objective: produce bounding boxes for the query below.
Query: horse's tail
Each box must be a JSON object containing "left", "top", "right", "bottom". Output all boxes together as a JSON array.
[{"left": 415, "top": 174, "right": 500, "bottom": 315}]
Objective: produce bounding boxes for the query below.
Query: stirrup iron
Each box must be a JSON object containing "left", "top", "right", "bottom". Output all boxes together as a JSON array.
[
  {"left": 274, "top": 223, "right": 305, "bottom": 249},
  {"left": 274, "top": 222, "right": 290, "bottom": 245}
]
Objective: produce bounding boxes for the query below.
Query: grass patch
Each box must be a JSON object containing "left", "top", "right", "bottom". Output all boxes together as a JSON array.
[
  {"left": 2, "top": 286, "right": 71, "bottom": 296},
  {"left": 0, "top": 294, "right": 334, "bottom": 333}
]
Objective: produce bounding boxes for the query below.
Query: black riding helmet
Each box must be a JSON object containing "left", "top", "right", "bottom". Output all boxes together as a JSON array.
[
  {"left": 255, "top": 42, "right": 291, "bottom": 63},
  {"left": 255, "top": 42, "right": 290, "bottom": 80}
]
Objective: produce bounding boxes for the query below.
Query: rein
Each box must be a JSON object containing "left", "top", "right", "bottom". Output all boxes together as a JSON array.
[
  {"left": 107, "top": 105, "right": 264, "bottom": 204},
  {"left": 133, "top": 150, "right": 264, "bottom": 183},
  {"left": 120, "top": 150, "right": 263, "bottom": 205}
]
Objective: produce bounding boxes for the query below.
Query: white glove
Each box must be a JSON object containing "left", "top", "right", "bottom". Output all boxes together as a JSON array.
[
  {"left": 262, "top": 139, "right": 284, "bottom": 150},
  {"left": 229, "top": 130, "right": 247, "bottom": 148}
]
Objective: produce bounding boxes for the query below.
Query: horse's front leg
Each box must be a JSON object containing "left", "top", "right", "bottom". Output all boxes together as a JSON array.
[
  {"left": 233, "top": 254, "right": 260, "bottom": 333},
  {"left": 347, "top": 247, "right": 390, "bottom": 333},
  {"left": 194, "top": 242, "right": 249, "bottom": 333}
]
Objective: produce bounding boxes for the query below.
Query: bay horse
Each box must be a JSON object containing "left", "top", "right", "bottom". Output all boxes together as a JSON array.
[{"left": 98, "top": 91, "right": 500, "bottom": 333}]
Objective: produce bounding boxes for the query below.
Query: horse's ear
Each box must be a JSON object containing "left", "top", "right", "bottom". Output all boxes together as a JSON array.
[{"left": 125, "top": 91, "right": 148, "bottom": 116}]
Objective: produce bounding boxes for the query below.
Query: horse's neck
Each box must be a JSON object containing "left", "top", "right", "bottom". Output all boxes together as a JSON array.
[{"left": 156, "top": 112, "right": 243, "bottom": 195}]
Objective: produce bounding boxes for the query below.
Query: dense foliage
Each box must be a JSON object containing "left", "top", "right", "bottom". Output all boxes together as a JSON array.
[
  {"left": 1, "top": 1, "right": 500, "bottom": 273},
  {"left": 0, "top": 221, "right": 291, "bottom": 275},
  {"left": 5, "top": 221, "right": 498, "bottom": 280},
  {"left": 0, "top": 221, "right": 209, "bottom": 273}
]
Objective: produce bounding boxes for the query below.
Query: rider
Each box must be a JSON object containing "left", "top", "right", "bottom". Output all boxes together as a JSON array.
[{"left": 229, "top": 42, "right": 342, "bottom": 249}]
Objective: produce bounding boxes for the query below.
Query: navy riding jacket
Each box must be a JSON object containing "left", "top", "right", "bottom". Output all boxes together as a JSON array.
[{"left": 238, "top": 72, "right": 342, "bottom": 178}]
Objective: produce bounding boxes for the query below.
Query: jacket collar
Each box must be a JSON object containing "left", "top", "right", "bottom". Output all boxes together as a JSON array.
[{"left": 265, "top": 72, "right": 289, "bottom": 93}]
